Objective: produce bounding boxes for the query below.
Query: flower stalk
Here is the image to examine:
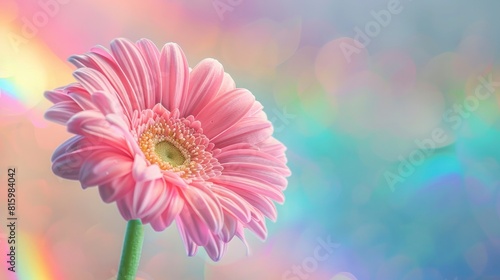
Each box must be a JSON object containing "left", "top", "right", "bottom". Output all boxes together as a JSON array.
[{"left": 117, "top": 219, "right": 144, "bottom": 280}]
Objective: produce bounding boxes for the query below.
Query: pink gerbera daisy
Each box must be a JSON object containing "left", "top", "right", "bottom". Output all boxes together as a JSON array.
[{"left": 45, "top": 38, "right": 290, "bottom": 261}]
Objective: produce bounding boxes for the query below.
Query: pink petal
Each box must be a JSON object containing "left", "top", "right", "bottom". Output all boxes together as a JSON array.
[
  {"left": 44, "top": 88, "right": 71, "bottom": 104},
  {"left": 52, "top": 152, "right": 85, "bottom": 180},
  {"left": 51, "top": 135, "right": 86, "bottom": 161},
  {"left": 217, "top": 148, "right": 290, "bottom": 176},
  {"left": 181, "top": 181, "right": 223, "bottom": 233},
  {"left": 204, "top": 234, "right": 227, "bottom": 262},
  {"left": 110, "top": 155, "right": 171, "bottom": 222},
  {"left": 134, "top": 178, "right": 168, "bottom": 222},
  {"left": 91, "top": 91, "right": 127, "bottom": 122},
  {"left": 176, "top": 221, "right": 199, "bottom": 256},
  {"left": 69, "top": 51, "right": 135, "bottom": 118},
  {"left": 223, "top": 165, "right": 288, "bottom": 191},
  {"left": 79, "top": 151, "right": 133, "bottom": 189},
  {"left": 132, "top": 154, "right": 163, "bottom": 182},
  {"left": 178, "top": 207, "right": 211, "bottom": 246},
  {"left": 247, "top": 101, "right": 264, "bottom": 117},
  {"left": 67, "top": 111, "right": 133, "bottom": 158},
  {"left": 67, "top": 92, "right": 95, "bottom": 111},
  {"left": 51, "top": 136, "right": 105, "bottom": 180},
  {"left": 162, "top": 170, "right": 190, "bottom": 189},
  {"left": 246, "top": 213, "right": 268, "bottom": 240},
  {"left": 211, "top": 186, "right": 252, "bottom": 223},
  {"left": 217, "top": 72, "right": 236, "bottom": 96},
  {"left": 110, "top": 38, "right": 152, "bottom": 110},
  {"left": 183, "top": 58, "right": 224, "bottom": 116},
  {"left": 195, "top": 88, "right": 255, "bottom": 140},
  {"left": 213, "top": 175, "right": 284, "bottom": 204},
  {"left": 73, "top": 68, "right": 117, "bottom": 96},
  {"left": 212, "top": 117, "right": 272, "bottom": 148},
  {"left": 98, "top": 173, "right": 134, "bottom": 203},
  {"left": 105, "top": 114, "right": 143, "bottom": 156},
  {"left": 159, "top": 43, "right": 189, "bottom": 111},
  {"left": 235, "top": 224, "right": 250, "bottom": 255},
  {"left": 45, "top": 101, "right": 83, "bottom": 125},
  {"left": 63, "top": 83, "right": 93, "bottom": 104},
  {"left": 218, "top": 213, "right": 237, "bottom": 243},
  {"left": 116, "top": 177, "right": 168, "bottom": 222},
  {"left": 136, "top": 38, "right": 161, "bottom": 108},
  {"left": 150, "top": 190, "right": 184, "bottom": 231},
  {"left": 89, "top": 45, "right": 114, "bottom": 60},
  {"left": 67, "top": 111, "right": 118, "bottom": 142},
  {"left": 258, "top": 137, "right": 288, "bottom": 164},
  {"left": 245, "top": 193, "right": 278, "bottom": 222}
]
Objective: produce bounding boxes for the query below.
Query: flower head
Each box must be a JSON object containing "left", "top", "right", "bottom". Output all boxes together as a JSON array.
[{"left": 45, "top": 38, "right": 290, "bottom": 261}]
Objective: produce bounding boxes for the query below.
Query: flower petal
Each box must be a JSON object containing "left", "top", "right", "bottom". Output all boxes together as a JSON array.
[
  {"left": 67, "top": 111, "right": 117, "bottom": 141},
  {"left": 211, "top": 186, "right": 252, "bottom": 223},
  {"left": 150, "top": 189, "right": 184, "bottom": 231},
  {"left": 213, "top": 175, "right": 284, "bottom": 204},
  {"left": 44, "top": 88, "right": 72, "bottom": 104},
  {"left": 51, "top": 136, "right": 101, "bottom": 180},
  {"left": 195, "top": 88, "right": 255, "bottom": 140},
  {"left": 258, "top": 137, "right": 288, "bottom": 164},
  {"left": 116, "top": 175, "right": 168, "bottom": 222},
  {"left": 217, "top": 72, "right": 236, "bottom": 96},
  {"left": 105, "top": 113, "right": 143, "bottom": 156},
  {"left": 91, "top": 90, "right": 124, "bottom": 116},
  {"left": 112, "top": 155, "right": 169, "bottom": 222},
  {"left": 217, "top": 148, "right": 290, "bottom": 176},
  {"left": 218, "top": 213, "right": 237, "bottom": 243},
  {"left": 159, "top": 43, "right": 189, "bottom": 111},
  {"left": 183, "top": 58, "right": 224, "bottom": 116},
  {"left": 98, "top": 173, "right": 134, "bottom": 203},
  {"left": 181, "top": 181, "right": 223, "bottom": 233},
  {"left": 110, "top": 38, "right": 153, "bottom": 110},
  {"left": 79, "top": 151, "right": 134, "bottom": 189},
  {"left": 178, "top": 207, "right": 211, "bottom": 246},
  {"left": 246, "top": 213, "right": 268, "bottom": 240},
  {"left": 70, "top": 50, "right": 135, "bottom": 118},
  {"left": 45, "top": 101, "right": 82, "bottom": 125},
  {"left": 235, "top": 224, "right": 250, "bottom": 255},
  {"left": 222, "top": 163, "right": 288, "bottom": 191},
  {"left": 212, "top": 116, "right": 272, "bottom": 147},
  {"left": 205, "top": 234, "right": 227, "bottom": 262},
  {"left": 73, "top": 68, "right": 117, "bottom": 96},
  {"left": 132, "top": 154, "right": 163, "bottom": 182},
  {"left": 136, "top": 38, "right": 161, "bottom": 108},
  {"left": 176, "top": 220, "right": 199, "bottom": 256}
]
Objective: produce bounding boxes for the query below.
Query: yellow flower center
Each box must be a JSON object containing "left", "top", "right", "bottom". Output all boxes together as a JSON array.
[
  {"left": 138, "top": 121, "right": 191, "bottom": 173},
  {"left": 154, "top": 141, "right": 186, "bottom": 167},
  {"left": 136, "top": 113, "right": 222, "bottom": 180}
]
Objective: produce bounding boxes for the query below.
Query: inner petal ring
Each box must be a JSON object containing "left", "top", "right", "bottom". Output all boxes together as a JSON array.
[{"left": 135, "top": 106, "right": 222, "bottom": 180}]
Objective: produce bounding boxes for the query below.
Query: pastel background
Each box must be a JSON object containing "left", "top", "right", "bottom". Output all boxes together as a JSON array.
[{"left": 1, "top": 0, "right": 500, "bottom": 279}]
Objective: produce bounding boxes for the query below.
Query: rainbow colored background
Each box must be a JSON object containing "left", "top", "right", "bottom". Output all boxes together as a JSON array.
[{"left": 1, "top": 0, "right": 500, "bottom": 279}]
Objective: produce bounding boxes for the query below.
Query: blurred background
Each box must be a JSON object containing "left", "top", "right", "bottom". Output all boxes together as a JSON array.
[{"left": 1, "top": 0, "right": 500, "bottom": 279}]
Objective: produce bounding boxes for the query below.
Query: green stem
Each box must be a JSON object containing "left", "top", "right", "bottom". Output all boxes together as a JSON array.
[{"left": 117, "top": 219, "right": 144, "bottom": 280}]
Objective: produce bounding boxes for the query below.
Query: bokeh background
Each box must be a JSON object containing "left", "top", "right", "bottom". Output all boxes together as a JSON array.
[{"left": 1, "top": 0, "right": 500, "bottom": 279}]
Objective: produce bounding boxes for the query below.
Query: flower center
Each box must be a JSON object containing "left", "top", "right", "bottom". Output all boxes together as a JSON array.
[
  {"left": 155, "top": 141, "right": 186, "bottom": 167},
  {"left": 135, "top": 106, "right": 222, "bottom": 180}
]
